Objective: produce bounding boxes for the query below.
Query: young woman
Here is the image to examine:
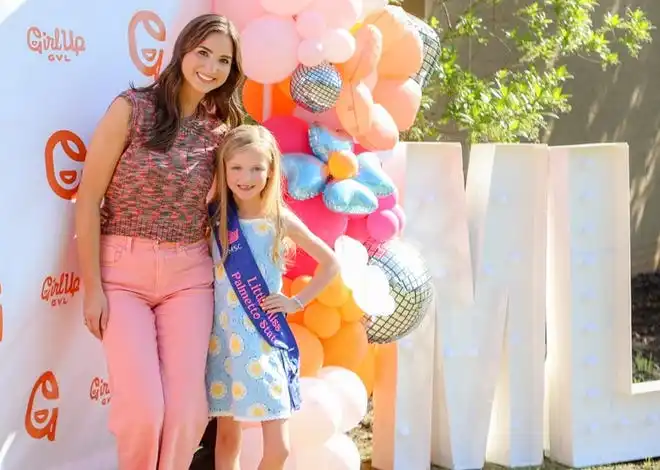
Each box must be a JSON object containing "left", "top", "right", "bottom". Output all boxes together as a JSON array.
[
  {"left": 74, "top": 14, "right": 244, "bottom": 470},
  {"left": 207, "top": 125, "right": 340, "bottom": 470}
]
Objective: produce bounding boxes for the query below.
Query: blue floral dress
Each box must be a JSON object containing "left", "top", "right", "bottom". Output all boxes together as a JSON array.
[{"left": 206, "top": 218, "right": 292, "bottom": 421}]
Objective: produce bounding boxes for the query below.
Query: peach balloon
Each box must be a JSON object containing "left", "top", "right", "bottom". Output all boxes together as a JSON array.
[
  {"left": 362, "top": 6, "right": 407, "bottom": 53},
  {"left": 282, "top": 277, "right": 293, "bottom": 297},
  {"left": 290, "top": 323, "right": 325, "bottom": 377},
  {"left": 377, "top": 29, "right": 424, "bottom": 79},
  {"left": 287, "top": 310, "right": 305, "bottom": 324},
  {"left": 291, "top": 275, "right": 312, "bottom": 296},
  {"left": 363, "top": 70, "right": 378, "bottom": 91},
  {"left": 354, "top": 345, "right": 377, "bottom": 396},
  {"left": 372, "top": 78, "right": 422, "bottom": 131},
  {"left": 339, "top": 295, "right": 364, "bottom": 323},
  {"left": 342, "top": 25, "right": 382, "bottom": 83},
  {"left": 317, "top": 274, "right": 351, "bottom": 307},
  {"left": 304, "top": 302, "right": 342, "bottom": 339},
  {"left": 335, "top": 82, "right": 374, "bottom": 137},
  {"left": 322, "top": 322, "right": 369, "bottom": 370},
  {"left": 356, "top": 103, "right": 399, "bottom": 151}
]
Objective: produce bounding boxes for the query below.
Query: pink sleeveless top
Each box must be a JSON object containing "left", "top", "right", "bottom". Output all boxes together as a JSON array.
[{"left": 101, "top": 89, "right": 226, "bottom": 244}]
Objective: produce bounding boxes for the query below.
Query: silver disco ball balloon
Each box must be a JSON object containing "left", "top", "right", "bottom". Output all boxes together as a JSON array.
[
  {"left": 362, "top": 239, "right": 434, "bottom": 344},
  {"left": 290, "top": 62, "right": 342, "bottom": 114},
  {"left": 407, "top": 14, "right": 441, "bottom": 89}
]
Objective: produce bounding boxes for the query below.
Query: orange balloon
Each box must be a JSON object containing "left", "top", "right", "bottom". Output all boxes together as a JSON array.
[
  {"left": 290, "top": 323, "right": 324, "bottom": 377},
  {"left": 322, "top": 322, "right": 369, "bottom": 370},
  {"left": 328, "top": 150, "right": 359, "bottom": 179},
  {"left": 282, "top": 277, "right": 293, "bottom": 297},
  {"left": 242, "top": 79, "right": 295, "bottom": 122},
  {"left": 354, "top": 345, "right": 377, "bottom": 396},
  {"left": 339, "top": 294, "right": 364, "bottom": 323},
  {"left": 277, "top": 76, "right": 292, "bottom": 100},
  {"left": 287, "top": 310, "right": 305, "bottom": 324},
  {"left": 303, "top": 302, "right": 342, "bottom": 339},
  {"left": 317, "top": 274, "right": 351, "bottom": 308},
  {"left": 291, "top": 275, "right": 312, "bottom": 297}
]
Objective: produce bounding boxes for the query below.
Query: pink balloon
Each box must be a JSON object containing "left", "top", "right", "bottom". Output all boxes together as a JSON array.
[
  {"left": 322, "top": 29, "right": 356, "bottom": 63},
  {"left": 241, "top": 15, "right": 300, "bottom": 84},
  {"left": 306, "top": 0, "right": 361, "bottom": 28},
  {"left": 298, "top": 39, "right": 325, "bottom": 67},
  {"left": 263, "top": 116, "right": 312, "bottom": 154},
  {"left": 286, "top": 248, "right": 317, "bottom": 278},
  {"left": 391, "top": 204, "right": 406, "bottom": 232},
  {"left": 261, "top": 0, "right": 314, "bottom": 16},
  {"left": 366, "top": 209, "right": 399, "bottom": 242},
  {"left": 293, "top": 106, "right": 344, "bottom": 134},
  {"left": 296, "top": 10, "right": 326, "bottom": 39},
  {"left": 288, "top": 196, "right": 348, "bottom": 246},
  {"left": 212, "top": 0, "right": 266, "bottom": 31},
  {"left": 346, "top": 216, "right": 370, "bottom": 243},
  {"left": 377, "top": 190, "right": 398, "bottom": 211}
]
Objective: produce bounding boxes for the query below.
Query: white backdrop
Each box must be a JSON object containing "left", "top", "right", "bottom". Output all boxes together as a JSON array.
[{"left": 0, "top": 1, "right": 209, "bottom": 468}]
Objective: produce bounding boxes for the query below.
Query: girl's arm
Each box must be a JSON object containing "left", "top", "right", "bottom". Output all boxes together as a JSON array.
[
  {"left": 282, "top": 209, "right": 340, "bottom": 306},
  {"left": 75, "top": 98, "right": 131, "bottom": 294}
]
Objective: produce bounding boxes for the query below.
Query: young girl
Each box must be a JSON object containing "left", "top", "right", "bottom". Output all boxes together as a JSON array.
[
  {"left": 206, "top": 125, "right": 340, "bottom": 470},
  {"left": 75, "top": 14, "right": 244, "bottom": 470}
]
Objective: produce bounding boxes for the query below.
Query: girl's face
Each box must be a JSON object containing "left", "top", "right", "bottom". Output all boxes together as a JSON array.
[
  {"left": 181, "top": 32, "right": 234, "bottom": 95},
  {"left": 225, "top": 148, "right": 271, "bottom": 202}
]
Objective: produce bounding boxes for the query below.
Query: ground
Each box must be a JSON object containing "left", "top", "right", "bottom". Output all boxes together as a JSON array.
[{"left": 350, "top": 272, "right": 660, "bottom": 469}]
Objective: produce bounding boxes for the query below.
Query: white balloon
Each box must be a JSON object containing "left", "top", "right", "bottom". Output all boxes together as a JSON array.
[
  {"left": 353, "top": 264, "right": 395, "bottom": 317},
  {"left": 290, "top": 377, "right": 343, "bottom": 448},
  {"left": 317, "top": 367, "right": 368, "bottom": 432},
  {"left": 239, "top": 427, "right": 298, "bottom": 470},
  {"left": 321, "top": 29, "right": 356, "bottom": 63},
  {"left": 295, "top": 433, "right": 361, "bottom": 470}
]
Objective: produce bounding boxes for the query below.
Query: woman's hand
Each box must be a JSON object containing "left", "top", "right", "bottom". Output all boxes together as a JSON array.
[
  {"left": 260, "top": 293, "right": 302, "bottom": 315},
  {"left": 83, "top": 288, "right": 109, "bottom": 340}
]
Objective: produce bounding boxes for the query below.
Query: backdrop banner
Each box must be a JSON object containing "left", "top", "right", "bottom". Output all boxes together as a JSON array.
[{"left": 0, "top": 1, "right": 209, "bottom": 468}]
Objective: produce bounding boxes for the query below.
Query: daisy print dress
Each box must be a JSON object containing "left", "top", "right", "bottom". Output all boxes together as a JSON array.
[{"left": 206, "top": 218, "right": 292, "bottom": 421}]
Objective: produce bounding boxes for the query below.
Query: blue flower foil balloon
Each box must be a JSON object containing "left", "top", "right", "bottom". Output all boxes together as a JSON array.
[{"left": 282, "top": 125, "right": 396, "bottom": 215}]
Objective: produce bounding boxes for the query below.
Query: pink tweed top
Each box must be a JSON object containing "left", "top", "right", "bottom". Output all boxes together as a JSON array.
[{"left": 100, "top": 89, "right": 226, "bottom": 244}]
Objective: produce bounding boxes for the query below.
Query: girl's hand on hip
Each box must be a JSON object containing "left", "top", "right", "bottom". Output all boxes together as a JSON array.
[{"left": 260, "top": 293, "right": 302, "bottom": 315}]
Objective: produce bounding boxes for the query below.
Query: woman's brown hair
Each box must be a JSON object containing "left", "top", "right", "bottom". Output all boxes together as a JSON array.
[{"left": 134, "top": 14, "right": 245, "bottom": 151}]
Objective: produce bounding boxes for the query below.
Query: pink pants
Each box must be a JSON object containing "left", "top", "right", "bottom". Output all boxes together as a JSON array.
[{"left": 100, "top": 235, "right": 213, "bottom": 470}]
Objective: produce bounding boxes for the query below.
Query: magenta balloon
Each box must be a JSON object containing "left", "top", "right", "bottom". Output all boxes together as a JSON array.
[
  {"left": 212, "top": 0, "right": 265, "bottom": 31},
  {"left": 241, "top": 15, "right": 300, "bottom": 84}
]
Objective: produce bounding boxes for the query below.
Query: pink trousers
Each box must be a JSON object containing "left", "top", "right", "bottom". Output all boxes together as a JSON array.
[{"left": 100, "top": 235, "right": 213, "bottom": 470}]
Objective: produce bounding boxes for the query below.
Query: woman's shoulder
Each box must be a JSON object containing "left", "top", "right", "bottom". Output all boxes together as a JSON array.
[{"left": 117, "top": 86, "right": 155, "bottom": 106}]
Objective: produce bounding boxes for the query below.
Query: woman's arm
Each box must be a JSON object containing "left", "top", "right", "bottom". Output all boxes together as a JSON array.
[
  {"left": 75, "top": 97, "right": 132, "bottom": 294},
  {"left": 282, "top": 210, "right": 340, "bottom": 307}
]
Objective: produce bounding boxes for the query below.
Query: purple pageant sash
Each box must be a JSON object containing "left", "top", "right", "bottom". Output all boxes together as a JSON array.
[{"left": 209, "top": 202, "right": 301, "bottom": 411}]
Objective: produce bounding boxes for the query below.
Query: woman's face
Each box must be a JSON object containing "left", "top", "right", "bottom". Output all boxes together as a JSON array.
[{"left": 181, "top": 32, "right": 234, "bottom": 95}]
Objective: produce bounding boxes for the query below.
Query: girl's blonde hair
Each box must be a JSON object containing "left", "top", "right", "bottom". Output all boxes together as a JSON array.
[{"left": 213, "top": 124, "right": 291, "bottom": 265}]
